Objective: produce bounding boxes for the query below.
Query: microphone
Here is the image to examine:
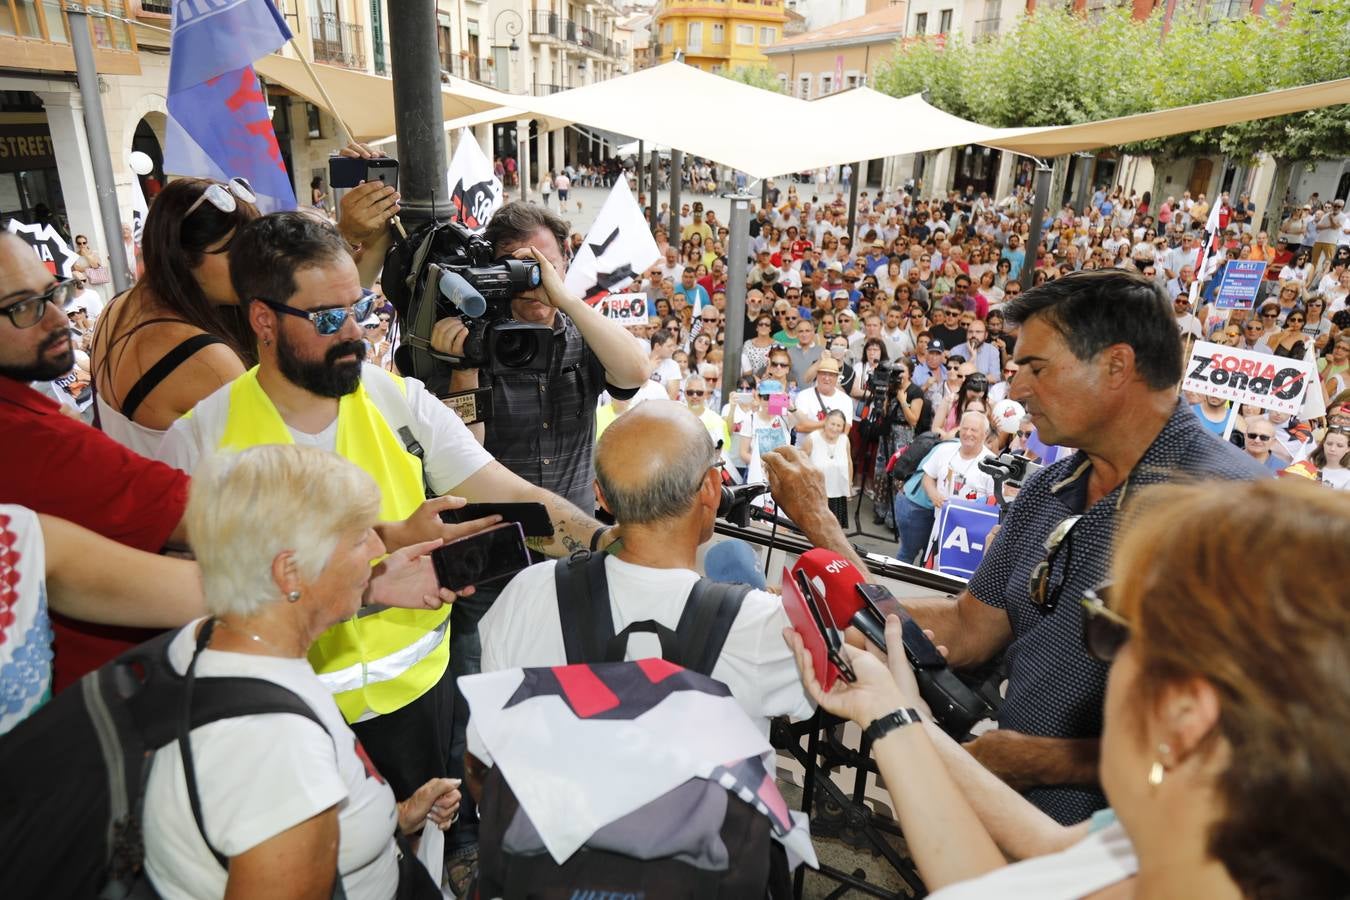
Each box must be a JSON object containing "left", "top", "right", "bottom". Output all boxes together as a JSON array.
[
  {"left": 438, "top": 269, "right": 487, "bottom": 318},
  {"left": 791, "top": 549, "right": 884, "bottom": 647}
]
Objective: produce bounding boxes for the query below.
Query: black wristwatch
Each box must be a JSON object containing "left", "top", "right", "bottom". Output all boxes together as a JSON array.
[{"left": 863, "top": 708, "right": 924, "bottom": 742}]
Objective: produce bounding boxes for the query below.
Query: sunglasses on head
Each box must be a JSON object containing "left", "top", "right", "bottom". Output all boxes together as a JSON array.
[
  {"left": 1029, "top": 514, "right": 1083, "bottom": 614},
  {"left": 1080, "top": 584, "right": 1129, "bottom": 662},
  {"left": 255, "top": 289, "right": 378, "bottom": 336},
  {"left": 185, "top": 177, "right": 256, "bottom": 219}
]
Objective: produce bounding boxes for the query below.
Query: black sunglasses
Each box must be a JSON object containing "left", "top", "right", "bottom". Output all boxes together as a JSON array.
[
  {"left": 1080, "top": 584, "right": 1130, "bottom": 662},
  {"left": 1029, "top": 514, "right": 1083, "bottom": 614}
]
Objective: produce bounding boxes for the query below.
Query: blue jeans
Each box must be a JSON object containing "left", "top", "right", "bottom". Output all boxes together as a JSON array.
[{"left": 893, "top": 493, "right": 935, "bottom": 564}]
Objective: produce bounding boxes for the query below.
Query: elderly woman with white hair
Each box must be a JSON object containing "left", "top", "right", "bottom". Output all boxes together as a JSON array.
[{"left": 143, "top": 445, "right": 459, "bottom": 900}]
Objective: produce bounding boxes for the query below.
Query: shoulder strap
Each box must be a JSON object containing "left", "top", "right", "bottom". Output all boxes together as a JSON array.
[
  {"left": 120, "top": 333, "right": 225, "bottom": 422},
  {"left": 553, "top": 551, "right": 618, "bottom": 665},
  {"left": 674, "top": 580, "right": 752, "bottom": 677},
  {"left": 177, "top": 621, "right": 335, "bottom": 876}
]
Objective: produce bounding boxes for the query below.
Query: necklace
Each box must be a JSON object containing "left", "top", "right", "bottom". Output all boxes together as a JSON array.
[{"left": 214, "top": 618, "right": 294, "bottom": 657}]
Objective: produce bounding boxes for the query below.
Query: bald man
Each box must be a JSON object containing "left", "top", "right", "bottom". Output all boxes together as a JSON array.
[{"left": 476, "top": 400, "right": 813, "bottom": 733}]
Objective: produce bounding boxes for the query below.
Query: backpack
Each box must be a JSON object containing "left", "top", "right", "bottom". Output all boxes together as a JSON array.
[
  {"left": 473, "top": 550, "right": 790, "bottom": 899},
  {"left": 889, "top": 431, "right": 949, "bottom": 484},
  {"left": 0, "top": 620, "right": 339, "bottom": 900}
]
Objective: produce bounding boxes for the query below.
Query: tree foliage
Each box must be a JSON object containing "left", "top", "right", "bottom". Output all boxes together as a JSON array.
[
  {"left": 720, "top": 65, "right": 786, "bottom": 93},
  {"left": 873, "top": 1, "right": 1350, "bottom": 162}
]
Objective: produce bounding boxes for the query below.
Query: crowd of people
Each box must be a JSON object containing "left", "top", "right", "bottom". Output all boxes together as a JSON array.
[{"left": 2, "top": 145, "right": 1348, "bottom": 899}]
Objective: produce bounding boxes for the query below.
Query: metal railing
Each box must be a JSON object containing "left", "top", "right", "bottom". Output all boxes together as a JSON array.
[
  {"left": 443, "top": 53, "right": 487, "bottom": 84},
  {"left": 529, "top": 10, "right": 619, "bottom": 56},
  {"left": 972, "top": 16, "right": 999, "bottom": 39},
  {"left": 311, "top": 12, "right": 365, "bottom": 70}
]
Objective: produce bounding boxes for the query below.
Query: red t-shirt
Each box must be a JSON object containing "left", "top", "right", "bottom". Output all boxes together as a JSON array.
[{"left": 0, "top": 377, "right": 189, "bottom": 691}]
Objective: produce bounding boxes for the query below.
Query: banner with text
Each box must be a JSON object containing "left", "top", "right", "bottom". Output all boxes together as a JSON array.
[
  {"left": 1212, "top": 260, "right": 1267, "bottom": 310},
  {"left": 934, "top": 499, "right": 999, "bottom": 579},
  {"left": 597, "top": 292, "right": 649, "bottom": 325},
  {"left": 1183, "top": 340, "right": 1315, "bottom": 416},
  {"left": 447, "top": 128, "right": 503, "bottom": 233}
]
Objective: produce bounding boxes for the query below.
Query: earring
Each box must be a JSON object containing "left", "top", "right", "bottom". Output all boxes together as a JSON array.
[
  {"left": 1148, "top": 742, "right": 1171, "bottom": 787},
  {"left": 262, "top": 337, "right": 271, "bottom": 347},
  {"left": 287, "top": 590, "right": 302, "bottom": 603}
]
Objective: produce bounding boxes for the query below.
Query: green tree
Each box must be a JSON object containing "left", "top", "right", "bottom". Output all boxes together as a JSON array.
[{"left": 719, "top": 65, "right": 786, "bottom": 93}]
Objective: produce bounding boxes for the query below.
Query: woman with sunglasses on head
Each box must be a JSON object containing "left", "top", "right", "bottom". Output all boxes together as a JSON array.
[
  {"left": 787, "top": 478, "right": 1350, "bottom": 898},
  {"left": 90, "top": 177, "right": 261, "bottom": 456}
]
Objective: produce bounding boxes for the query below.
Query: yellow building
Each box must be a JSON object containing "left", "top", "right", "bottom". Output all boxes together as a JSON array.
[{"left": 652, "top": 0, "right": 788, "bottom": 73}]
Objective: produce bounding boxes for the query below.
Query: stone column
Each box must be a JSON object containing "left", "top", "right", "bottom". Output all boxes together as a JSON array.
[{"left": 35, "top": 90, "right": 107, "bottom": 255}]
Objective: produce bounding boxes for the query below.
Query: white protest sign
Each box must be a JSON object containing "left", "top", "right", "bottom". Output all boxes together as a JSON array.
[
  {"left": 598, "top": 292, "right": 649, "bottom": 326},
  {"left": 1182, "top": 340, "right": 1315, "bottom": 416},
  {"left": 564, "top": 177, "right": 660, "bottom": 304}
]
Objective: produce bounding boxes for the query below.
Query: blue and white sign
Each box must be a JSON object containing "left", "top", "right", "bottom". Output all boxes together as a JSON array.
[
  {"left": 934, "top": 499, "right": 1000, "bottom": 579},
  {"left": 1212, "top": 260, "right": 1267, "bottom": 311}
]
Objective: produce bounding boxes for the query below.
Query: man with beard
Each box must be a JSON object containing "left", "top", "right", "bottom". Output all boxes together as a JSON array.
[
  {"left": 156, "top": 213, "right": 618, "bottom": 817},
  {"left": 947, "top": 317, "right": 1000, "bottom": 380}
]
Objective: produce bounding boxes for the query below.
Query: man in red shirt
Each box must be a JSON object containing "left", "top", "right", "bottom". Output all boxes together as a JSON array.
[{"left": 0, "top": 233, "right": 189, "bottom": 690}]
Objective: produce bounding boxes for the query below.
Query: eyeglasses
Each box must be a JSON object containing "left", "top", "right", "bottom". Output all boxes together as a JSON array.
[
  {"left": 1017, "top": 430, "right": 1034, "bottom": 438},
  {"left": 1, "top": 280, "right": 78, "bottom": 329},
  {"left": 184, "top": 177, "right": 256, "bottom": 219},
  {"left": 1080, "top": 585, "right": 1130, "bottom": 662},
  {"left": 685, "top": 390, "right": 706, "bottom": 397},
  {"left": 1261, "top": 312, "right": 1279, "bottom": 319},
  {"left": 1244, "top": 432, "right": 1272, "bottom": 441},
  {"left": 1028, "top": 514, "right": 1083, "bottom": 614},
  {"left": 255, "top": 290, "right": 378, "bottom": 336},
  {"left": 767, "top": 360, "right": 789, "bottom": 368},
  {"left": 757, "top": 322, "right": 772, "bottom": 328}
]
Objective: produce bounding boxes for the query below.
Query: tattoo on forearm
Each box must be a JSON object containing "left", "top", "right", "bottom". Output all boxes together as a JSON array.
[{"left": 559, "top": 533, "right": 585, "bottom": 553}]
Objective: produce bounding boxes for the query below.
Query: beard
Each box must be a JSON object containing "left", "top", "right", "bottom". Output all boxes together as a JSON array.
[
  {"left": 0, "top": 327, "right": 74, "bottom": 383},
  {"left": 276, "top": 328, "right": 365, "bottom": 399}
]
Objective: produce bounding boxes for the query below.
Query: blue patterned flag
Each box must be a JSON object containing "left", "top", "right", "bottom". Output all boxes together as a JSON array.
[{"left": 164, "top": 0, "right": 296, "bottom": 212}]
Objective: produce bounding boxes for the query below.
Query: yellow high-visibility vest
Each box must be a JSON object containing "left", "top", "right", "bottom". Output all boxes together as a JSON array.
[{"left": 217, "top": 366, "right": 451, "bottom": 723}]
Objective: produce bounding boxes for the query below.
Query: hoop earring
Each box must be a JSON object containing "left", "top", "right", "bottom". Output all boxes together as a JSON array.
[{"left": 287, "top": 590, "right": 302, "bottom": 603}]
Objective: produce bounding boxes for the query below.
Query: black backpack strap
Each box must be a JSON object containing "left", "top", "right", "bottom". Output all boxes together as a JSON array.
[
  {"left": 605, "top": 619, "right": 681, "bottom": 664},
  {"left": 177, "top": 620, "right": 340, "bottom": 892},
  {"left": 674, "top": 580, "right": 752, "bottom": 676},
  {"left": 553, "top": 551, "right": 618, "bottom": 665}
]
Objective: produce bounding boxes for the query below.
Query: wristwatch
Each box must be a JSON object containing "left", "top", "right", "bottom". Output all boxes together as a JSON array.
[{"left": 863, "top": 708, "right": 924, "bottom": 742}]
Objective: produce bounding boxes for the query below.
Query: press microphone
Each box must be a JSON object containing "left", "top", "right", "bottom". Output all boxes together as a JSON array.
[
  {"left": 438, "top": 269, "right": 487, "bottom": 318},
  {"left": 791, "top": 549, "right": 884, "bottom": 646}
]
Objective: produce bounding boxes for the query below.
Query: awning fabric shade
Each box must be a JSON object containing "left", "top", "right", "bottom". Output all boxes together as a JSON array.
[{"left": 334, "top": 59, "right": 1350, "bottom": 175}]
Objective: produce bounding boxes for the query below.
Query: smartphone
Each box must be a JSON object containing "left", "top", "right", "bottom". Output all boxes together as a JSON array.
[
  {"left": 855, "top": 583, "right": 947, "bottom": 670},
  {"left": 732, "top": 390, "right": 753, "bottom": 407},
  {"left": 430, "top": 522, "right": 531, "bottom": 591},
  {"left": 767, "top": 393, "right": 789, "bottom": 416},
  {"left": 440, "top": 501, "right": 553, "bottom": 538},
  {"left": 329, "top": 156, "right": 400, "bottom": 190},
  {"left": 780, "top": 567, "right": 839, "bottom": 690}
]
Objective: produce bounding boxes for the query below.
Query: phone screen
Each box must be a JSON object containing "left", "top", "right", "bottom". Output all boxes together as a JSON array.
[
  {"left": 430, "top": 522, "right": 530, "bottom": 591},
  {"left": 732, "top": 390, "right": 753, "bottom": 406},
  {"left": 855, "top": 584, "right": 946, "bottom": 670}
]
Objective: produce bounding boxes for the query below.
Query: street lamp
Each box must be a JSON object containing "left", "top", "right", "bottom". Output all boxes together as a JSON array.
[{"left": 493, "top": 8, "right": 524, "bottom": 68}]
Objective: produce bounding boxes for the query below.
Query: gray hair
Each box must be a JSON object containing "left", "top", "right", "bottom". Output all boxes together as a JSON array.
[{"left": 595, "top": 426, "right": 718, "bottom": 525}]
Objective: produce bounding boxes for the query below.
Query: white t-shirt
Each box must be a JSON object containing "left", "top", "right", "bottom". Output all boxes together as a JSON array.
[
  {"left": 794, "top": 385, "right": 853, "bottom": 447},
  {"left": 144, "top": 622, "right": 399, "bottom": 900},
  {"left": 922, "top": 442, "right": 995, "bottom": 502},
  {"left": 928, "top": 817, "right": 1136, "bottom": 900},
  {"left": 479, "top": 556, "right": 815, "bottom": 735},
  {"left": 156, "top": 365, "right": 493, "bottom": 495}
]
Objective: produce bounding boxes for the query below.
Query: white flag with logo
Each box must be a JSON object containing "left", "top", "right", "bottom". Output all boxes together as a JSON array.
[
  {"left": 564, "top": 177, "right": 660, "bottom": 305},
  {"left": 446, "top": 128, "right": 502, "bottom": 233}
]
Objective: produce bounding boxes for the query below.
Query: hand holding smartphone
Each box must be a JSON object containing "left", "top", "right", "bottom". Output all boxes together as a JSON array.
[{"left": 430, "top": 522, "right": 531, "bottom": 592}]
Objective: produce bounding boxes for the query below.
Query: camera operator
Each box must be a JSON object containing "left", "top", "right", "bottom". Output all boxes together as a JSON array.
[
  {"left": 764, "top": 270, "right": 1267, "bottom": 825},
  {"left": 427, "top": 202, "right": 650, "bottom": 512}
]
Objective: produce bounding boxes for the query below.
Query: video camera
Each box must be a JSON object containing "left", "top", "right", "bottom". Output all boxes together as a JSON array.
[
  {"left": 383, "top": 218, "right": 554, "bottom": 379},
  {"left": 978, "top": 452, "right": 1043, "bottom": 511},
  {"left": 866, "top": 360, "right": 904, "bottom": 396}
]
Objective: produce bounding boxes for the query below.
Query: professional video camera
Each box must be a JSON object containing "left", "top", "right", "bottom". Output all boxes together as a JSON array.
[{"left": 383, "top": 218, "right": 553, "bottom": 381}]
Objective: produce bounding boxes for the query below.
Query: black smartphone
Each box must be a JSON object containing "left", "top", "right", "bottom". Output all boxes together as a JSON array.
[
  {"left": 430, "top": 522, "right": 531, "bottom": 591},
  {"left": 855, "top": 583, "right": 947, "bottom": 670},
  {"left": 328, "top": 156, "right": 399, "bottom": 190},
  {"left": 440, "top": 501, "right": 553, "bottom": 538}
]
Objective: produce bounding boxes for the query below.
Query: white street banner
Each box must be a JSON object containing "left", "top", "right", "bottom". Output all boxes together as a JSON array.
[
  {"left": 6, "top": 219, "right": 80, "bottom": 278},
  {"left": 1183, "top": 341, "right": 1315, "bottom": 416},
  {"left": 597, "top": 291, "right": 649, "bottom": 325},
  {"left": 564, "top": 177, "right": 660, "bottom": 304},
  {"left": 446, "top": 128, "right": 502, "bottom": 233}
]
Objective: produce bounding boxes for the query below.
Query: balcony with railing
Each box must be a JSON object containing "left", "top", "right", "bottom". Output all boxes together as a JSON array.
[
  {"left": 972, "top": 17, "right": 999, "bottom": 39},
  {"left": 443, "top": 53, "right": 488, "bottom": 85},
  {"left": 1, "top": 0, "right": 140, "bottom": 73},
  {"left": 530, "top": 10, "right": 619, "bottom": 57},
  {"left": 311, "top": 12, "right": 366, "bottom": 70}
]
